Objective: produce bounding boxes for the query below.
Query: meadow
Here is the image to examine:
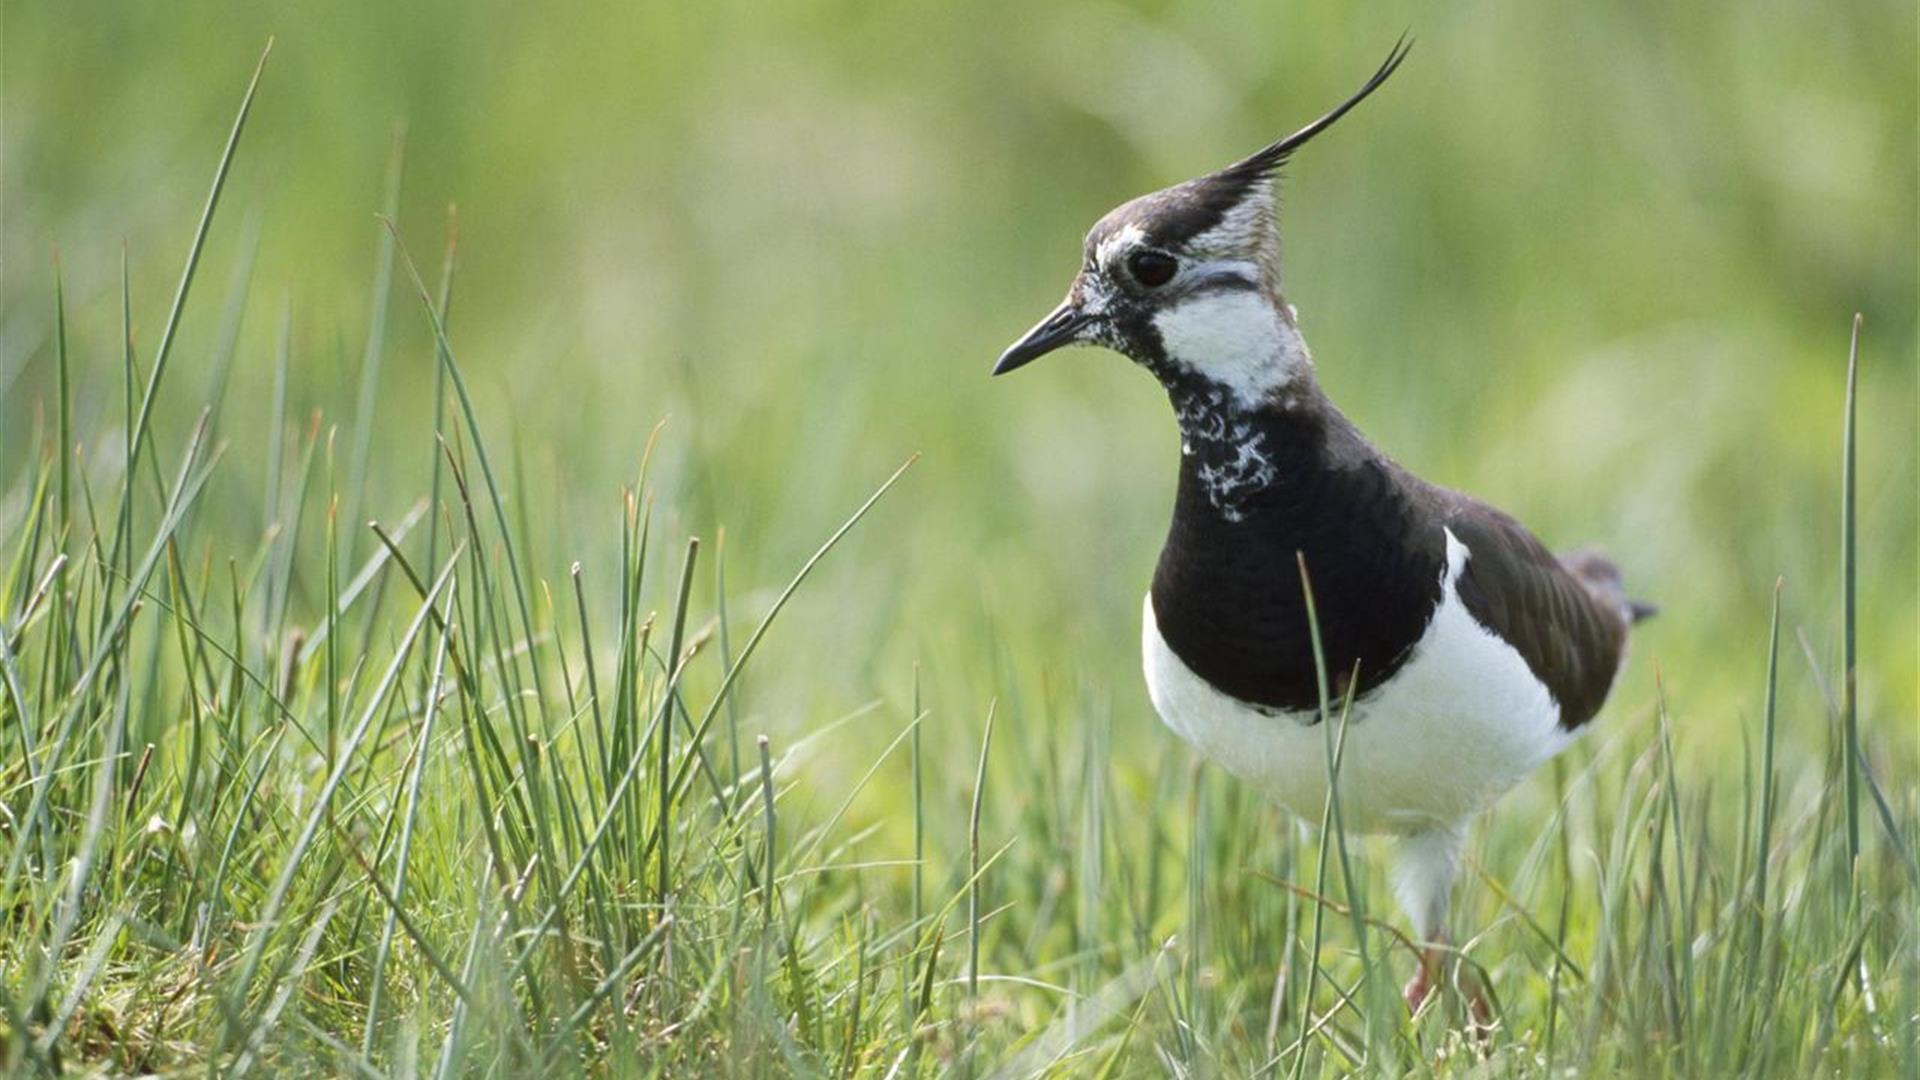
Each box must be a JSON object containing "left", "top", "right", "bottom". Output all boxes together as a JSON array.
[{"left": 2, "top": 2, "right": 1915, "bottom": 1075}]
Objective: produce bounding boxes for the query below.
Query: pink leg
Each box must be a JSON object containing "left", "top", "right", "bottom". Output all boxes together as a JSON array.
[
  {"left": 1403, "top": 942, "right": 1443, "bottom": 1013},
  {"left": 1404, "top": 937, "right": 1496, "bottom": 1038}
]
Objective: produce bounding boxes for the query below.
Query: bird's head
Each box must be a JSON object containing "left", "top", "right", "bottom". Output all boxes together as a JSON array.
[{"left": 993, "top": 40, "right": 1410, "bottom": 408}]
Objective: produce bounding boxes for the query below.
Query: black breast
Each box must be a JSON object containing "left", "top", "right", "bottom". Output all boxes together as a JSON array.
[{"left": 1149, "top": 406, "right": 1447, "bottom": 714}]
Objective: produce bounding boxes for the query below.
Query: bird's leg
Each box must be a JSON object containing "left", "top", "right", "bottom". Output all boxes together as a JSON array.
[
  {"left": 1392, "top": 826, "right": 1466, "bottom": 1015},
  {"left": 1409, "top": 937, "right": 1495, "bottom": 1012},
  {"left": 1404, "top": 930, "right": 1496, "bottom": 1042},
  {"left": 1403, "top": 937, "right": 1444, "bottom": 1012}
]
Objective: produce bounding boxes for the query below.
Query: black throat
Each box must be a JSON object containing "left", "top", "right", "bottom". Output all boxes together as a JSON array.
[{"left": 1149, "top": 377, "right": 1447, "bottom": 714}]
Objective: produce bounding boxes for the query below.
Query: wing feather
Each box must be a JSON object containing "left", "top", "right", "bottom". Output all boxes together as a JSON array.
[{"left": 1444, "top": 500, "right": 1631, "bottom": 729}]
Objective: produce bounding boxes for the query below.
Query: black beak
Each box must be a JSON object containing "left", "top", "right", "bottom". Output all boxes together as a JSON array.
[{"left": 992, "top": 300, "right": 1090, "bottom": 376}]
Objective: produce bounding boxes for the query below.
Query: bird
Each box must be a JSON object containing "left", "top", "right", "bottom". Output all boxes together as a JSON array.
[{"left": 992, "top": 39, "right": 1652, "bottom": 1024}]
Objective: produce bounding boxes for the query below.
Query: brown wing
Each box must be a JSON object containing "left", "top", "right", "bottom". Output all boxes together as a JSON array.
[{"left": 1443, "top": 499, "right": 1631, "bottom": 729}]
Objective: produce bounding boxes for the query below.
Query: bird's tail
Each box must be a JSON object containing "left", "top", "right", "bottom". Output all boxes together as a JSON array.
[{"left": 1559, "top": 547, "right": 1657, "bottom": 626}]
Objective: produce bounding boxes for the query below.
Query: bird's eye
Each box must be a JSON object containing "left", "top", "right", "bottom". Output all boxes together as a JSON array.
[{"left": 1127, "top": 250, "right": 1178, "bottom": 288}]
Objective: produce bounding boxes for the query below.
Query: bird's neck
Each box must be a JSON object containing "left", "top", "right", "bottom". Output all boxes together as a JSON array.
[
  {"left": 1158, "top": 362, "right": 1333, "bottom": 524},
  {"left": 1141, "top": 290, "right": 1326, "bottom": 521}
]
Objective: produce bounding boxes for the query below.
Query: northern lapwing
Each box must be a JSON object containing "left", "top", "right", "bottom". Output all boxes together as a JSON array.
[{"left": 993, "top": 40, "right": 1651, "bottom": 1021}]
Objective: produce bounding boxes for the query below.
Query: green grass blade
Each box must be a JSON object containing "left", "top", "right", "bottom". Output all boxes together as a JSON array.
[
  {"left": 1838, "top": 312, "right": 1861, "bottom": 872},
  {"left": 341, "top": 125, "right": 407, "bottom": 559},
  {"left": 111, "top": 40, "right": 271, "bottom": 581},
  {"left": 52, "top": 250, "right": 70, "bottom": 535},
  {"left": 666, "top": 456, "right": 917, "bottom": 805},
  {"left": 656, "top": 537, "right": 700, "bottom": 911}
]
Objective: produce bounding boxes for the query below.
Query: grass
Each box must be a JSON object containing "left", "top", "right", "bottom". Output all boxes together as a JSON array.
[{"left": 4, "top": 27, "right": 1917, "bottom": 1079}]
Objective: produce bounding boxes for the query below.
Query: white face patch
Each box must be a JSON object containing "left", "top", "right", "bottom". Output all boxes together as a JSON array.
[{"left": 1151, "top": 289, "right": 1311, "bottom": 408}]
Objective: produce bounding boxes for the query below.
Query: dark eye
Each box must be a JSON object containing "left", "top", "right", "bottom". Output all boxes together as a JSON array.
[{"left": 1127, "top": 249, "right": 1178, "bottom": 288}]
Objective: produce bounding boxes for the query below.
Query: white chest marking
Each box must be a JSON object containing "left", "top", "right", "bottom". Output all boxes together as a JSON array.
[
  {"left": 1141, "top": 528, "right": 1572, "bottom": 833},
  {"left": 1169, "top": 385, "right": 1276, "bottom": 523},
  {"left": 1151, "top": 291, "right": 1309, "bottom": 408}
]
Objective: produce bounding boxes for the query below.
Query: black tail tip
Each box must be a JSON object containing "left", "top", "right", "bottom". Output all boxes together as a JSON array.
[{"left": 1628, "top": 600, "right": 1659, "bottom": 624}]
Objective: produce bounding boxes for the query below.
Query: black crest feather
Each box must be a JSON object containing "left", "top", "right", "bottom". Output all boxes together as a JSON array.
[{"left": 1214, "top": 35, "right": 1412, "bottom": 186}]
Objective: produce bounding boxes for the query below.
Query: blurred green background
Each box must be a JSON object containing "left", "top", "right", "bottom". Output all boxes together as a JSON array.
[{"left": 4, "top": 0, "right": 1915, "bottom": 790}]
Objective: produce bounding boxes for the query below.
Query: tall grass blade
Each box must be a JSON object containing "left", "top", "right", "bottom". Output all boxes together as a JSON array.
[
  {"left": 52, "top": 251, "right": 70, "bottom": 533},
  {"left": 342, "top": 125, "right": 407, "bottom": 558},
  {"left": 1838, "top": 313, "right": 1861, "bottom": 872},
  {"left": 423, "top": 209, "right": 459, "bottom": 577},
  {"left": 666, "top": 456, "right": 916, "bottom": 805},
  {"left": 760, "top": 734, "right": 777, "bottom": 924},
  {"left": 383, "top": 218, "right": 550, "bottom": 714},
  {"left": 656, "top": 536, "right": 700, "bottom": 911},
  {"left": 111, "top": 40, "right": 271, "bottom": 583}
]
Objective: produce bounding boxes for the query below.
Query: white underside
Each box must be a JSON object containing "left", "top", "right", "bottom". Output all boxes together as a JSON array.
[{"left": 1142, "top": 529, "right": 1574, "bottom": 839}]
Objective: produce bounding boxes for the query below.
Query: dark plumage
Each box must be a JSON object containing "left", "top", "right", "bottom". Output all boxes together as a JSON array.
[
  {"left": 1146, "top": 374, "right": 1636, "bottom": 729},
  {"left": 1148, "top": 384, "right": 1446, "bottom": 714}
]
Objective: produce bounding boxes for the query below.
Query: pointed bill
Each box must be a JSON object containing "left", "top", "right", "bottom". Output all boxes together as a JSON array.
[{"left": 993, "top": 299, "right": 1090, "bottom": 375}]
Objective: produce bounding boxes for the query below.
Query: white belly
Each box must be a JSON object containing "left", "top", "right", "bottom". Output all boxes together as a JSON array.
[{"left": 1141, "top": 528, "right": 1572, "bottom": 834}]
